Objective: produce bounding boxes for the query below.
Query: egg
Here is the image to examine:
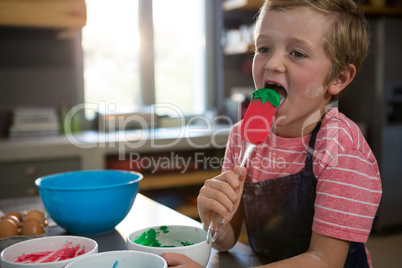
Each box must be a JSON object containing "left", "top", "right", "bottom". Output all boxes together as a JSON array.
[
  {"left": 25, "top": 210, "right": 46, "bottom": 227},
  {"left": 4, "top": 214, "right": 21, "bottom": 228},
  {"left": 21, "top": 218, "right": 44, "bottom": 236},
  {"left": 0, "top": 218, "right": 19, "bottom": 238},
  {"left": 6, "top": 211, "right": 23, "bottom": 222}
]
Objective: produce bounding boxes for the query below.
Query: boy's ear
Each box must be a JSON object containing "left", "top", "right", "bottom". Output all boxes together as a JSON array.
[{"left": 328, "top": 64, "right": 356, "bottom": 96}]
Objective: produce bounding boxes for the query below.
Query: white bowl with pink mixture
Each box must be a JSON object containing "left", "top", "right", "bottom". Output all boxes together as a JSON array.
[{"left": 0, "top": 236, "right": 98, "bottom": 268}]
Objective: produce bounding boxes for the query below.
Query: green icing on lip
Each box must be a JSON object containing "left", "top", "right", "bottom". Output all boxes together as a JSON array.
[
  {"left": 252, "top": 88, "right": 280, "bottom": 107},
  {"left": 133, "top": 226, "right": 194, "bottom": 248}
]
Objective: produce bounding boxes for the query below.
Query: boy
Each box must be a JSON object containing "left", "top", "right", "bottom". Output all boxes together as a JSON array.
[{"left": 163, "top": 0, "right": 382, "bottom": 267}]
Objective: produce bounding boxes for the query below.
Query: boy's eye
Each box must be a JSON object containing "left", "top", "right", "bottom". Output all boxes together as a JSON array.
[
  {"left": 257, "top": 47, "right": 270, "bottom": 54},
  {"left": 291, "top": 51, "right": 306, "bottom": 58}
]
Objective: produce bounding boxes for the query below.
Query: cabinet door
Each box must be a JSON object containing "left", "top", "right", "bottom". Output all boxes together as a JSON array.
[{"left": 0, "top": 158, "right": 80, "bottom": 199}]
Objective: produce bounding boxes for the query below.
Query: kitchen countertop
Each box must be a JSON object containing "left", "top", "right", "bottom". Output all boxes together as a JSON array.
[{"left": 0, "top": 194, "right": 268, "bottom": 267}]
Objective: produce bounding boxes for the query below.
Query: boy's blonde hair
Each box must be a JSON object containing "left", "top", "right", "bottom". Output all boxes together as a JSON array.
[{"left": 254, "top": 0, "right": 370, "bottom": 99}]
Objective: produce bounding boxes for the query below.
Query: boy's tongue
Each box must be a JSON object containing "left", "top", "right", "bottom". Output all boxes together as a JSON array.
[{"left": 240, "top": 88, "right": 280, "bottom": 144}]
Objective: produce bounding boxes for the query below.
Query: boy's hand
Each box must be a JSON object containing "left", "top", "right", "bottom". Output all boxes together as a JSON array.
[
  {"left": 197, "top": 166, "right": 247, "bottom": 229},
  {"left": 161, "top": 252, "right": 204, "bottom": 268}
]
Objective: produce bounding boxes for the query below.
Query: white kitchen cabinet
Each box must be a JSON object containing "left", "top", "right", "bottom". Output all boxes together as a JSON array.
[{"left": 0, "top": 157, "right": 80, "bottom": 199}]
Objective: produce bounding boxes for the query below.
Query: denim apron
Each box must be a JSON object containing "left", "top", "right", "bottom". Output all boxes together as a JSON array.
[{"left": 242, "top": 124, "right": 369, "bottom": 267}]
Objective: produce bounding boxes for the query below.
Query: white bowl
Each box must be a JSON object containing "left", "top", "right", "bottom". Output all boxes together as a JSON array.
[
  {"left": 127, "top": 225, "right": 211, "bottom": 266},
  {"left": 0, "top": 236, "right": 98, "bottom": 268},
  {"left": 65, "top": 250, "right": 167, "bottom": 268}
]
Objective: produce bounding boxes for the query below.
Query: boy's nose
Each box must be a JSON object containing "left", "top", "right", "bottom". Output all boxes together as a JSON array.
[{"left": 265, "top": 54, "right": 286, "bottom": 73}]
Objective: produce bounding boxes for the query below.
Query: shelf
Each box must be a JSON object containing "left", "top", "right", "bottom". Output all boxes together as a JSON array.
[
  {"left": 224, "top": 44, "right": 254, "bottom": 55},
  {"left": 139, "top": 169, "right": 221, "bottom": 191},
  {"left": 0, "top": 0, "right": 86, "bottom": 29},
  {"left": 222, "top": 0, "right": 402, "bottom": 15},
  {"left": 360, "top": 4, "right": 402, "bottom": 15},
  {"left": 222, "top": 2, "right": 402, "bottom": 56},
  {"left": 223, "top": 0, "right": 264, "bottom": 11}
]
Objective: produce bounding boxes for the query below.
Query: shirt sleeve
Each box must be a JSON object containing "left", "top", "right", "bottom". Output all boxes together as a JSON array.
[{"left": 312, "top": 149, "right": 382, "bottom": 243}]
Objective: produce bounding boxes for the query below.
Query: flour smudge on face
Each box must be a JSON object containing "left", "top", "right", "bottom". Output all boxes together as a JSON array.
[{"left": 301, "top": 85, "right": 325, "bottom": 98}]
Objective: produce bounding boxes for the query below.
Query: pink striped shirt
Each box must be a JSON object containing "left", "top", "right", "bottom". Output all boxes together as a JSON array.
[{"left": 222, "top": 107, "right": 382, "bottom": 243}]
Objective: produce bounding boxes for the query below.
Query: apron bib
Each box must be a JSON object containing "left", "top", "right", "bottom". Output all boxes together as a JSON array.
[{"left": 242, "top": 123, "right": 369, "bottom": 267}]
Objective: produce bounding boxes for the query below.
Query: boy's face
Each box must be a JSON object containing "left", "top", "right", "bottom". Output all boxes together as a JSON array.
[{"left": 253, "top": 7, "right": 333, "bottom": 137}]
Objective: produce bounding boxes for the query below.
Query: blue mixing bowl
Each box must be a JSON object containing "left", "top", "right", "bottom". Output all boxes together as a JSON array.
[{"left": 35, "top": 170, "right": 143, "bottom": 235}]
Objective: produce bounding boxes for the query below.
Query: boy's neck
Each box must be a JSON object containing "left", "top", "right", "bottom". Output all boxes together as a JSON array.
[
  {"left": 273, "top": 106, "right": 328, "bottom": 138},
  {"left": 273, "top": 124, "right": 320, "bottom": 138}
]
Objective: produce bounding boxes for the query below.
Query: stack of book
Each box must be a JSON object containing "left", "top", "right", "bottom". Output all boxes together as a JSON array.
[{"left": 9, "top": 107, "right": 60, "bottom": 138}]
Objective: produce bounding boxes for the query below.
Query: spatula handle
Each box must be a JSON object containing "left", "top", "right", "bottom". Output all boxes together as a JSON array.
[{"left": 206, "top": 142, "right": 255, "bottom": 244}]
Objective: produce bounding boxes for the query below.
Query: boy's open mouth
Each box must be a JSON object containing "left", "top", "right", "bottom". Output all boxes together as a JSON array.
[{"left": 265, "top": 82, "right": 287, "bottom": 104}]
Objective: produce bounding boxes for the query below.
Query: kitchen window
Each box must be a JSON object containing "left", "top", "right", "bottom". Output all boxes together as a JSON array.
[{"left": 83, "top": 0, "right": 211, "bottom": 119}]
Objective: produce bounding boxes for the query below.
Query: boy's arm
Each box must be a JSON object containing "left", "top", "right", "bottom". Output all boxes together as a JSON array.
[
  {"left": 254, "top": 231, "right": 350, "bottom": 268},
  {"left": 162, "top": 231, "right": 349, "bottom": 268}
]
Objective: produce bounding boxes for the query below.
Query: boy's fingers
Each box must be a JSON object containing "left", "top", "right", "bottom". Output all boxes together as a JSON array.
[
  {"left": 161, "top": 252, "right": 203, "bottom": 267},
  {"left": 161, "top": 252, "right": 179, "bottom": 266}
]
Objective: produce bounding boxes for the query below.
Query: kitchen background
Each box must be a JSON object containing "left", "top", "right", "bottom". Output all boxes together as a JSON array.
[{"left": 0, "top": 0, "right": 401, "bottom": 266}]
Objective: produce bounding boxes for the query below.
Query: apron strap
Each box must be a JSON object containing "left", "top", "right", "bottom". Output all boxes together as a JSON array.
[{"left": 304, "top": 122, "right": 322, "bottom": 171}]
